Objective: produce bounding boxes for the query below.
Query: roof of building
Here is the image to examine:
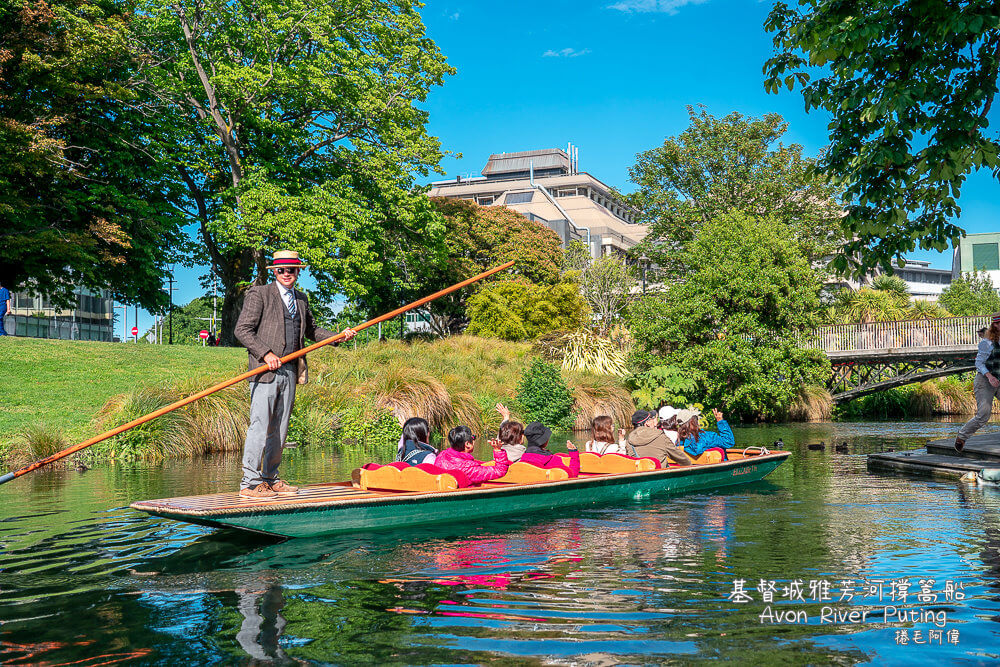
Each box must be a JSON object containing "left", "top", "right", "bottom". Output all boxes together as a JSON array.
[{"left": 482, "top": 149, "right": 570, "bottom": 177}]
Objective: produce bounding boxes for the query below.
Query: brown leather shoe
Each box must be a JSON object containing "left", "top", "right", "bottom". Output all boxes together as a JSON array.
[
  {"left": 239, "top": 482, "right": 277, "bottom": 499},
  {"left": 955, "top": 437, "right": 966, "bottom": 453},
  {"left": 269, "top": 479, "right": 299, "bottom": 495}
]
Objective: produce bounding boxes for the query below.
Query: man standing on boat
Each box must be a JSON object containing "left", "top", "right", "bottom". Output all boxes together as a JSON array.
[
  {"left": 955, "top": 312, "right": 1000, "bottom": 452},
  {"left": 235, "top": 250, "right": 356, "bottom": 499}
]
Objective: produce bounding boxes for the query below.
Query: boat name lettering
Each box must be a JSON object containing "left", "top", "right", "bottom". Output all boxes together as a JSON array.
[{"left": 732, "top": 465, "right": 758, "bottom": 476}]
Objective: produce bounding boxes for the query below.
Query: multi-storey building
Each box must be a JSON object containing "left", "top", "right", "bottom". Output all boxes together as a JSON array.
[
  {"left": 5, "top": 287, "right": 115, "bottom": 341},
  {"left": 895, "top": 260, "right": 953, "bottom": 301},
  {"left": 427, "top": 147, "right": 648, "bottom": 258},
  {"left": 953, "top": 231, "right": 1000, "bottom": 289}
]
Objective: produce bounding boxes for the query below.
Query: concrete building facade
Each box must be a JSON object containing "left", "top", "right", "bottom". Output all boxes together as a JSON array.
[
  {"left": 428, "top": 147, "right": 647, "bottom": 258},
  {"left": 953, "top": 231, "right": 1000, "bottom": 289},
  {"left": 895, "top": 260, "right": 953, "bottom": 301}
]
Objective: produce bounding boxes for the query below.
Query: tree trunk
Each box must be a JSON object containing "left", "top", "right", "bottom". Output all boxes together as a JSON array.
[{"left": 217, "top": 249, "right": 254, "bottom": 346}]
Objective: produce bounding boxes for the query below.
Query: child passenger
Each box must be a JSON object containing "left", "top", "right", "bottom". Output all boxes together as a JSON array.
[
  {"left": 433, "top": 425, "right": 510, "bottom": 484},
  {"left": 520, "top": 422, "right": 580, "bottom": 477}
]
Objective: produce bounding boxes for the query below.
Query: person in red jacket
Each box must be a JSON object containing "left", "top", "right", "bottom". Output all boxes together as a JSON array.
[{"left": 433, "top": 425, "right": 510, "bottom": 485}]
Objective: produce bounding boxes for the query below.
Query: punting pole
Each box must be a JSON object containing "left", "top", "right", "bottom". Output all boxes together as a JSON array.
[{"left": 0, "top": 260, "right": 516, "bottom": 486}]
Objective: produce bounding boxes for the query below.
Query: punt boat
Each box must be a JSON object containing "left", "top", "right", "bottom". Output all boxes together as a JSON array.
[{"left": 129, "top": 448, "right": 789, "bottom": 539}]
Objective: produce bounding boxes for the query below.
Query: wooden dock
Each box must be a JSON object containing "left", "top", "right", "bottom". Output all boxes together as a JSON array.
[{"left": 868, "top": 430, "right": 1000, "bottom": 479}]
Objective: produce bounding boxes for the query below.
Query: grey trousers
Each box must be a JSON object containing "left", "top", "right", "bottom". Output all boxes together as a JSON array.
[
  {"left": 958, "top": 373, "right": 1000, "bottom": 440},
  {"left": 241, "top": 365, "right": 296, "bottom": 489}
]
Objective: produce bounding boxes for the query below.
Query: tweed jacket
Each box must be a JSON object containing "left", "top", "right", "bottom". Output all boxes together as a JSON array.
[{"left": 234, "top": 283, "right": 337, "bottom": 384}]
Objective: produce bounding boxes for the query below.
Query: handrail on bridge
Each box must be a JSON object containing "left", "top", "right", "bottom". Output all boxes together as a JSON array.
[{"left": 802, "top": 315, "right": 991, "bottom": 354}]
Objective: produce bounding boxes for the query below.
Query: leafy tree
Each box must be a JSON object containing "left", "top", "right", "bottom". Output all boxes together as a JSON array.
[
  {"left": 405, "top": 198, "right": 565, "bottom": 336},
  {"left": 144, "top": 296, "right": 217, "bottom": 344},
  {"left": 0, "top": 0, "right": 183, "bottom": 309},
  {"left": 626, "top": 106, "right": 845, "bottom": 276},
  {"left": 939, "top": 271, "right": 1000, "bottom": 315},
  {"left": 465, "top": 279, "right": 587, "bottom": 341},
  {"left": 575, "top": 255, "right": 637, "bottom": 335},
  {"left": 516, "top": 359, "right": 577, "bottom": 430},
  {"left": 628, "top": 366, "right": 697, "bottom": 410},
  {"left": 627, "top": 212, "right": 829, "bottom": 421},
  {"left": 764, "top": 1, "right": 1000, "bottom": 275},
  {"left": 130, "top": 0, "right": 454, "bottom": 343}
]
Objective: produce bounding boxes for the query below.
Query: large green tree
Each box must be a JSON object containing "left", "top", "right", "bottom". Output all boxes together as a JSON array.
[
  {"left": 626, "top": 106, "right": 845, "bottom": 277},
  {"left": 406, "top": 198, "right": 564, "bottom": 336},
  {"left": 0, "top": 0, "right": 183, "bottom": 308},
  {"left": 628, "top": 212, "right": 829, "bottom": 421},
  {"left": 764, "top": 1, "right": 1000, "bottom": 276},
  {"left": 939, "top": 271, "right": 1000, "bottom": 315},
  {"left": 130, "top": 0, "right": 454, "bottom": 342}
]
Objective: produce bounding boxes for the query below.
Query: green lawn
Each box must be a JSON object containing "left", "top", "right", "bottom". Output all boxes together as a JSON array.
[{"left": 1, "top": 338, "right": 246, "bottom": 442}]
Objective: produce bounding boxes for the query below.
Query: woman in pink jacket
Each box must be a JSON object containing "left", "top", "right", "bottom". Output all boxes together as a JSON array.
[
  {"left": 520, "top": 422, "right": 580, "bottom": 477},
  {"left": 433, "top": 425, "right": 510, "bottom": 485}
]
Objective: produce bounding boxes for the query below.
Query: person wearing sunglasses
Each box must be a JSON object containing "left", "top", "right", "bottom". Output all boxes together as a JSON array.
[{"left": 234, "top": 249, "right": 357, "bottom": 499}]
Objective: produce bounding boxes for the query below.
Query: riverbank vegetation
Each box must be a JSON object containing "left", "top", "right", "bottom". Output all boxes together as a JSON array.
[{"left": 0, "top": 336, "right": 633, "bottom": 465}]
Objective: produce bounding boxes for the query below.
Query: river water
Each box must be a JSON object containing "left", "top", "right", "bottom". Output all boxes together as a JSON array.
[{"left": 2, "top": 420, "right": 1000, "bottom": 665}]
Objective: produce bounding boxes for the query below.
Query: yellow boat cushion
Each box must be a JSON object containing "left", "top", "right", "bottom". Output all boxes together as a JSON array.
[
  {"left": 685, "top": 450, "right": 725, "bottom": 465},
  {"left": 359, "top": 464, "right": 459, "bottom": 493},
  {"left": 492, "top": 462, "right": 569, "bottom": 484},
  {"left": 578, "top": 452, "right": 659, "bottom": 474}
]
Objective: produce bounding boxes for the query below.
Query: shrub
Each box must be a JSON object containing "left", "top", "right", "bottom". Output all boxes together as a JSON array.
[
  {"left": 466, "top": 279, "right": 588, "bottom": 341},
  {"left": 334, "top": 402, "right": 402, "bottom": 451},
  {"left": 516, "top": 359, "right": 577, "bottom": 429},
  {"left": 627, "top": 365, "right": 697, "bottom": 409}
]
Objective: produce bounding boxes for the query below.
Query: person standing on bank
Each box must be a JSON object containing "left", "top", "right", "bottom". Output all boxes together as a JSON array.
[
  {"left": 0, "top": 280, "right": 10, "bottom": 336},
  {"left": 955, "top": 313, "right": 1000, "bottom": 452},
  {"left": 235, "top": 250, "right": 356, "bottom": 499}
]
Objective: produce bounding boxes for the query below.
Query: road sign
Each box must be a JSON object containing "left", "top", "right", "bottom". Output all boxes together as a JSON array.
[
  {"left": 199, "top": 330, "right": 209, "bottom": 339},
  {"left": 131, "top": 326, "right": 138, "bottom": 337}
]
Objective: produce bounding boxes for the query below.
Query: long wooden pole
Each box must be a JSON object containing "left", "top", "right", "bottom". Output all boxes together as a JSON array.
[{"left": 0, "top": 260, "right": 515, "bottom": 485}]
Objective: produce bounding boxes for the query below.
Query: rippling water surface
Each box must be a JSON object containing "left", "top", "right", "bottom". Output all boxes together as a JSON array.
[{"left": 2, "top": 420, "right": 1000, "bottom": 665}]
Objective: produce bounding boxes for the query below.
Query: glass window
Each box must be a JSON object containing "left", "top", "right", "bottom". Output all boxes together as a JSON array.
[
  {"left": 476, "top": 195, "right": 495, "bottom": 205},
  {"left": 972, "top": 243, "right": 1000, "bottom": 271},
  {"left": 505, "top": 192, "right": 533, "bottom": 204}
]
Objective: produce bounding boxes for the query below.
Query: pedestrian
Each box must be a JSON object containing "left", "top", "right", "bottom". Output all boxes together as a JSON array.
[
  {"left": 0, "top": 280, "right": 9, "bottom": 336},
  {"left": 234, "top": 250, "right": 357, "bottom": 499},
  {"left": 206, "top": 331, "right": 217, "bottom": 346},
  {"left": 955, "top": 313, "right": 1000, "bottom": 452}
]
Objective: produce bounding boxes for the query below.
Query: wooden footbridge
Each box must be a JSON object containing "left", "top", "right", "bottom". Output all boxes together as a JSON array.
[{"left": 802, "top": 315, "right": 992, "bottom": 403}]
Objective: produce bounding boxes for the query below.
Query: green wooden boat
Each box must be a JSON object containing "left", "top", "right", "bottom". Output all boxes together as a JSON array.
[{"left": 130, "top": 449, "right": 789, "bottom": 538}]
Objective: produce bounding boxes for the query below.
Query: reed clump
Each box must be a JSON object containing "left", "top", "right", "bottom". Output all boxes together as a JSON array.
[
  {"left": 3, "top": 424, "right": 71, "bottom": 467},
  {"left": 910, "top": 377, "right": 978, "bottom": 416},
  {"left": 789, "top": 385, "right": 833, "bottom": 422}
]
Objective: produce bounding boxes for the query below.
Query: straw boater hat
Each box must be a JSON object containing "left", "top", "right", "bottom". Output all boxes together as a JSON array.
[
  {"left": 993, "top": 312, "right": 1000, "bottom": 324},
  {"left": 266, "top": 250, "right": 308, "bottom": 270}
]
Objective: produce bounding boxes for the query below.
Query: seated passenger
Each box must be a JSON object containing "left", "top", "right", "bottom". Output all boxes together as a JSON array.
[
  {"left": 627, "top": 409, "right": 691, "bottom": 467},
  {"left": 520, "top": 422, "right": 580, "bottom": 477},
  {"left": 677, "top": 408, "right": 733, "bottom": 460},
  {"left": 433, "top": 425, "right": 510, "bottom": 484},
  {"left": 657, "top": 405, "right": 679, "bottom": 444},
  {"left": 395, "top": 417, "right": 438, "bottom": 466},
  {"left": 497, "top": 419, "right": 527, "bottom": 462},
  {"left": 585, "top": 415, "right": 630, "bottom": 455}
]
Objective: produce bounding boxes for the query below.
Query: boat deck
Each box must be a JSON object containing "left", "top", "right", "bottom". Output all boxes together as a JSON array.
[{"left": 130, "top": 472, "right": 647, "bottom": 516}]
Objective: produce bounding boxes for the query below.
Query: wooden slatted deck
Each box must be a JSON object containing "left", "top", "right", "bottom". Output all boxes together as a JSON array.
[{"left": 130, "top": 482, "right": 387, "bottom": 516}]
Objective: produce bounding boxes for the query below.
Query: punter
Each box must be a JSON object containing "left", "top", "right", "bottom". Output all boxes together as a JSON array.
[
  {"left": 235, "top": 250, "right": 356, "bottom": 499},
  {"left": 955, "top": 312, "right": 1000, "bottom": 452}
]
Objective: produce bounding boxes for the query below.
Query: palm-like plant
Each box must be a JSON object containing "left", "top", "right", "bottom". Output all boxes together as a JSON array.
[
  {"left": 907, "top": 299, "right": 950, "bottom": 320},
  {"left": 828, "top": 287, "right": 908, "bottom": 324}
]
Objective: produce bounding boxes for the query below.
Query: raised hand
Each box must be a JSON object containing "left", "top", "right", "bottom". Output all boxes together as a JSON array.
[
  {"left": 495, "top": 402, "right": 511, "bottom": 422},
  {"left": 566, "top": 440, "right": 577, "bottom": 451},
  {"left": 711, "top": 408, "right": 724, "bottom": 421}
]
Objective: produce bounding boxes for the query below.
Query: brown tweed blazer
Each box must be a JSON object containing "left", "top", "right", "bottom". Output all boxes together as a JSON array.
[{"left": 234, "top": 283, "right": 337, "bottom": 384}]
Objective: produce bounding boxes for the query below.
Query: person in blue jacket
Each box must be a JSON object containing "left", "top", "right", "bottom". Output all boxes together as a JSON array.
[{"left": 677, "top": 408, "right": 734, "bottom": 460}]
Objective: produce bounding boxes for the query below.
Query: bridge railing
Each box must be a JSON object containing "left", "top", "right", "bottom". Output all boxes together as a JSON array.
[{"left": 802, "top": 316, "right": 991, "bottom": 353}]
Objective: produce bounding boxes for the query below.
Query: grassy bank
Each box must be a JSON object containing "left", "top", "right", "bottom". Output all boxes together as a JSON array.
[{"left": 1, "top": 336, "right": 634, "bottom": 465}]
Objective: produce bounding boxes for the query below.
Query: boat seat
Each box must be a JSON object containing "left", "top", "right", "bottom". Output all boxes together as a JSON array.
[
  {"left": 492, "top": 461, "right": 570, "bottom": 484},
  {"left": 357, "top": 462, "right": 465, "bottom": 493},
  {"left": 683, "top": 449, "right": 726, "bottom": 465},
  {"left": 578, "top": 452, "right": 660, "bottom": 474}
]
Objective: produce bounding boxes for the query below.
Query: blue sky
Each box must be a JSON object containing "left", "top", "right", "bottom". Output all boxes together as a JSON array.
[{"left": 142, "top": 0, "right": 998, "bottom": 338}]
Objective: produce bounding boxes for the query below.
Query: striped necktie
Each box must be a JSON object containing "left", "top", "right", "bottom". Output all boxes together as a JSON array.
[{"left": 285, "top": 290, "right": 297, "bottom": 317}]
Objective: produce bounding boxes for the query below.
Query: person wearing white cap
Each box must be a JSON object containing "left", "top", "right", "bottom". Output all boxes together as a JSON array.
[
  {"left": 955, "top": 312, "right": 1000, "bottom": 452},
  {"left": 658, "top": 405, "right": 679, "bottom": 444}
]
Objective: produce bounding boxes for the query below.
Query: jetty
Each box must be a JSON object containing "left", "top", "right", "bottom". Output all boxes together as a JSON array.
[{"left": 867, "top": 431, "right": 1000, "bottom": 479}]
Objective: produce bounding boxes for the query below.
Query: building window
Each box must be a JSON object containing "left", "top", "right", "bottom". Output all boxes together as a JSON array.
[
  {"left": 476, "top": 195, "right": 495, "bottom": 205},
  {"left": 972, "top": 243, "right": 1000, "bottom": 271},
  {"left": 505, "top": 192, "right": 533, "bottom": 204}
]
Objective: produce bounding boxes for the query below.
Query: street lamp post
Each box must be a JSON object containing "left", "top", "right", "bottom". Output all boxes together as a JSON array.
[{"left": 639, "top": 254, "right": 649, "bottom": 294}]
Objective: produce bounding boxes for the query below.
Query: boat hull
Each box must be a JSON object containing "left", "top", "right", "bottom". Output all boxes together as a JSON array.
[{"left": 131, "top": 452, "right": 788, "bottom": 538}]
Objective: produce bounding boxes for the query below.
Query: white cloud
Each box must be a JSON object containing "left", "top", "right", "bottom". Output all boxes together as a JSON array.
[
  {"left": 542, "top": 47, "right": 592, "bottom": 58},
  {"left": 608, "top": 0, "right": 709, "bottom": 15},
  {"left": 449, "top": 11, "right": 460, "bottom": 20}
]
